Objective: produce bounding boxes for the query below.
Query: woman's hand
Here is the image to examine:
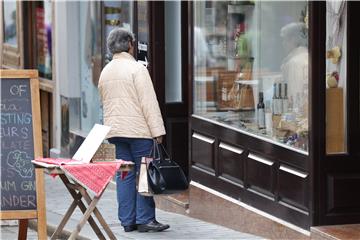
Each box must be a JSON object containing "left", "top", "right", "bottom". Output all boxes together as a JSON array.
[{"left": 155, "top": 136, "right": 163, "bottom": 144}]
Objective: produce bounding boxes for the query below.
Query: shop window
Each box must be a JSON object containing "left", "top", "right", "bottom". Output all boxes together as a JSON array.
[
  {"left": 33, "top": 0, "right": 52, "bottom": 79},
  {"left": 193, "top": 1, "right": 309, "bottom": 153},
  {"left": 3, "top": 1, "right": 17, "bottom": 47},
  {"left": 78, "top": 1, "right": 103, "bottom": 133},
  {"left": 325, "top": 1, "right": 347, "bottom": 154},
  {"left": 1, "top": 1, "right": 22, "bottom": 68},
  {"left": 71, "top": 1, "right": 134, "bottom": 134},
  {"left": 136, "top": 1, "right": 149, "bottom": 68},
  {"left": 103, "top": 1, "right": 134, "bottom": 64}
]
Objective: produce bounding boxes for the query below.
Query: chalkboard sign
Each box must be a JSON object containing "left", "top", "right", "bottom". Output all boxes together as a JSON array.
[
  {"left": 0, "top": 70, "right": 46, "bottom": 239},
  {"left": 1, "top": 78, "right": 37, "bottom": 210}
]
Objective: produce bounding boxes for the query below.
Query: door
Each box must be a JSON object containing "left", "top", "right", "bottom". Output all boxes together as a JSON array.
[
  {"left": 315, "top": 1, "right": 360, "bottom": 226},
  {"left": 149, "top": 1, "right": 190, "bottom": 176}
]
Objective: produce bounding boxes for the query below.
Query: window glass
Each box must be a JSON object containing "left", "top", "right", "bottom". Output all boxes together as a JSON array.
[
  {"left": 3, "top": 1, "right": 17, "bottom": 47},
  {"left": 165, "top": 1, "right": 182, "bottom": 103},
  {"left": 325, "top": 1, "right": 347, "bottom": 154},
  {"left": 137, "top": 1, "right": 149, "bottom": 67},
  {"left": 79, "top": 1, "right": 102, "bottom": 133},
  {"left": 103, "top": 1, "right": 134, "bottom": 64},
  {"left": 193, "top": 1, "right": 309, "bottom": 153},
  {"left": 35, "top": 0, "right": 52, "bottom": 79},
  {"left": 76, "top": 2, "right": 133, "bottom": 134}
]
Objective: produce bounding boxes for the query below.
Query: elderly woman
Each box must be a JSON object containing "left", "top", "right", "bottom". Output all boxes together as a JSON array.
[{"left": 98, "top": 28, "right": 169, "bottom": 232}]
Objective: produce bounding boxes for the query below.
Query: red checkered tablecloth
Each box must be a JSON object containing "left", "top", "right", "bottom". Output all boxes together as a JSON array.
[{"left": 33, "top": 158, "right": 131, "bottom": 196}]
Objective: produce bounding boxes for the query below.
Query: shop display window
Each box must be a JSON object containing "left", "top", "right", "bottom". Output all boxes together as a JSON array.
[
  {"left": 78, "top": 1, "right": 102, "bottom": 133},
  {"left": 193, "top": 1, "right": 309, "bottom": 153},
  {"left": 34, "top": 0, "right": 52, "bottom": 79},
  {"left": 103, "top": 1, "right": 134, "bottom": 64},
  {"left": 3, "top": 1, "right": 17, "bottom": 47},
  {"left": 1, "top": 1, "right": 22, "bottom": 68}
]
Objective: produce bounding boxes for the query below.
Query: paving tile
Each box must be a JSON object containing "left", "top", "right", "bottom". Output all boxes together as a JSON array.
[{"left": 1, "top": 175, "right": 263, "bottom": 240}]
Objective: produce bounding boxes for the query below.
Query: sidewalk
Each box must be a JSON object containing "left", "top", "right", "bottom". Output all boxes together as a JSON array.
[{"left": 6, "top": 174, "right": 263, "bottom": 239}]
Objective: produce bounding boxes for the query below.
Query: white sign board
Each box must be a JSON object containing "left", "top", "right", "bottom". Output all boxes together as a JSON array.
[{"left": 72, "top": 124, "right": 111, "bottom": 163}]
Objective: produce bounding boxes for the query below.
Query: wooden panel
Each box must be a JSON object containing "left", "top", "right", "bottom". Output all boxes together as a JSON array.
[
  {"left": 218, "top": 142, "right": 244, "bottom": 185},
  {"left": 327, "top": 174, "right": 360, "bottom": 213},
  {"left": 246, "top": 152, "right": 275, "bottom": 195},
  {"left": 166, "top": 118, "right": 189, "bottom": 176},
  {"left": 326, "top": 88, "right": 345, "bottom": 153},
  {"left": 278, "top": 164, "right": 309, "bottom": 211},
  {"left": 191, "top": 132, "right": 215, "bottom": 172}
]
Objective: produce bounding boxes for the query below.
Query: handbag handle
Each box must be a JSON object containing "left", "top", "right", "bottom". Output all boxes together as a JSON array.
[
  {"left": 148, "top": 139, "right": 161, "bottom": 160},
  {"left": 158, "top": 143, "right": 170, "bottom": 161},
  {"left": 148, "top": 140, "right": 170, "bottom": 162}
]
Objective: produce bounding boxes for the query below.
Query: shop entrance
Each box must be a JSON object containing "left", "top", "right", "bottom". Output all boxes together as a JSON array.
[{"left": 148, "top": 2, "right": 190, "bottom": 177}]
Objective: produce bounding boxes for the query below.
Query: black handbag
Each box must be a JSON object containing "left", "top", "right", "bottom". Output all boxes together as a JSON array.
[{"left": 147, "top": 142, "right": 189, "bottom": 194}]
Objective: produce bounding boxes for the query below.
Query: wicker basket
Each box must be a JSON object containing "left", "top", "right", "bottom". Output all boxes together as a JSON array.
[{"left": 91, "top": 143, "right": 116, "bottom": 162}]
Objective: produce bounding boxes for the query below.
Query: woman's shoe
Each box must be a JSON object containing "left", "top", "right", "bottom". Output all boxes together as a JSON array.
[
  {"left": 137, "top": 220, "right": 170, "bottom": 232},
  {"left": 123, "top": 224, "right": 137, "bottom": 232}
]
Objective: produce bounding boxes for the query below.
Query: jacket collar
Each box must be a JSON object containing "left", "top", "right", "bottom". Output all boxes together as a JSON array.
[{"left": 112, "top": 52, "right": 135, "bottom": 61}]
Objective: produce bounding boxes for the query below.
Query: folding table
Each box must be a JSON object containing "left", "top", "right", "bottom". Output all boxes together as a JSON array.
[{"left": 33, "top": 161, "right": 133, "bottom": 240}]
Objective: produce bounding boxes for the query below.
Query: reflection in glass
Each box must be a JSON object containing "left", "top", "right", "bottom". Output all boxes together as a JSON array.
[
  {"left": 79, "top": 1, "right": 102, "bottom": 133},
  {"left": 193, "top": 1, "right": 309, "bottom": 152},
  {"left": 137, "top": 1, "right": 149, "bottom": 67},
  {"left": 325, "top": 1, "right": 347, "bottom": 154},
  {"left": 165, "top": 1, "right": 182, "bottom": 103},
  {"left": 3, "top": 1, "right": 17, "bottom": 47},
  {"left": 35, "top": 1, "right": 52, "bottom": 79},
  {"left": 103, "top": 1, "right": 134, "bottom": 64}
]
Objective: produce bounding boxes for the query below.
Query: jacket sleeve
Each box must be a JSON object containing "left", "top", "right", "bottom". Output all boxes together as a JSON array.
[{"left": 134, "top": 65, "right": 166, "bottom": 138}]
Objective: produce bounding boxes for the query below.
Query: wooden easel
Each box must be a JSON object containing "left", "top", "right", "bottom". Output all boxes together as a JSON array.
[{"left": 0, "top": 70, "right": 47, "bottom": 239}]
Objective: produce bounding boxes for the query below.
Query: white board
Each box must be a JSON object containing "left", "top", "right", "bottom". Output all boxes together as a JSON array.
[{"left": 72, "top": 124, "right": 111, "bottom": 163}]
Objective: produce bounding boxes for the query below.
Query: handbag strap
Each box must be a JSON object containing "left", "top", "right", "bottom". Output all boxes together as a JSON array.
[
  {"left": 148, "top": 139, "right": 161, "bottom": 160},
  {"left": 158, "top": 143, "right": 170, "bottom": 161}
]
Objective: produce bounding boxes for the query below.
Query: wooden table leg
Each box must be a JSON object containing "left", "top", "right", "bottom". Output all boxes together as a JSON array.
[
  {"left": 50, "top": 200, "right": 77, "bottom": 240},
  {"left": 78, "top": 187, "right": 117, "bottom": 240},
  {"left": 68, "top": 196, "right": 100, "bottom": 240},
  {"left": 59, "top": 175, "right": 106, "bottom": 239}
]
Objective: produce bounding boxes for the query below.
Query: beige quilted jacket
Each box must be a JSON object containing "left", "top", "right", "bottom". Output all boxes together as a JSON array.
[{"left": 98, "top": 52, "right": 166, "bottom": 139}]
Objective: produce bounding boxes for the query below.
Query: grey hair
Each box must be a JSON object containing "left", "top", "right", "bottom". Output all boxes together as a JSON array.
[
  {"left": 280, "top": 22, "right": 307, "bottom": 47},
  {"left": 107, "top": 27, "right": 135, "bottom": 54}
]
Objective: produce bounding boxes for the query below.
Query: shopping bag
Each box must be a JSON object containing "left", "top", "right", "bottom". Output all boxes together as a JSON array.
[
  {"left": 147, "top": 142, "right": 189, "bottom": 194},
  {"left": 137, "top": 157, "right": 153, "bottom": 196}
]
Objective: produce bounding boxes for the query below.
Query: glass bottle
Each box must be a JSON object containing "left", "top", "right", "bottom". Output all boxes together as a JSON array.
[
  {"left": 277, "top": 83, "right": 283, "bottom": 114},
  {"left": 257, "top": 92, "right": 265, "bottom": 129},
  {"left": 282, "top": 83, "right": 289, "bottom": 113},
  {"left": 272, "top": 83, "right": 278, "bottom": 115}
]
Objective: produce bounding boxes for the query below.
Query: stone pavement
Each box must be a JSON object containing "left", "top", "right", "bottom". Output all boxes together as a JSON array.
[{"left": 1, "top": 174, "right": 263, "bottom": 239}]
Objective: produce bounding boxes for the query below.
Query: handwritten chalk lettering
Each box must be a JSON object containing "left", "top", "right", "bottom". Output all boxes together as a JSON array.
[
  {"left": 10, "top": 84, "right": 27, "bottom": 97},
  {"left": 0, "top": 113, "right": 32, "bottom": 125},
  {"left": 0, "top": 181, "right": 17, "bottom": 191},
  {"left": 6, "top": 150, "right": 33, "bottom": 178},
  {"left": 1, "top": 139, "right": 32, "bottom": 151},
  {"left": 21, "top": 181, "right": 36, "bottom": 191},
  {"left": 0, "top": 103, "right": 20, "bottom": 112},
  {"left": 1, "top": 195, "right": 36, "bottom": 208},
  {"left": 0, "top": 126, "right": 29, "bottom": 139}
]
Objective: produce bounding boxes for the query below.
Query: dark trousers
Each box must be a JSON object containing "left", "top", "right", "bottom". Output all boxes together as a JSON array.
[{"left": 108, "top": 137, "right": 155, "bottom": 226}]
